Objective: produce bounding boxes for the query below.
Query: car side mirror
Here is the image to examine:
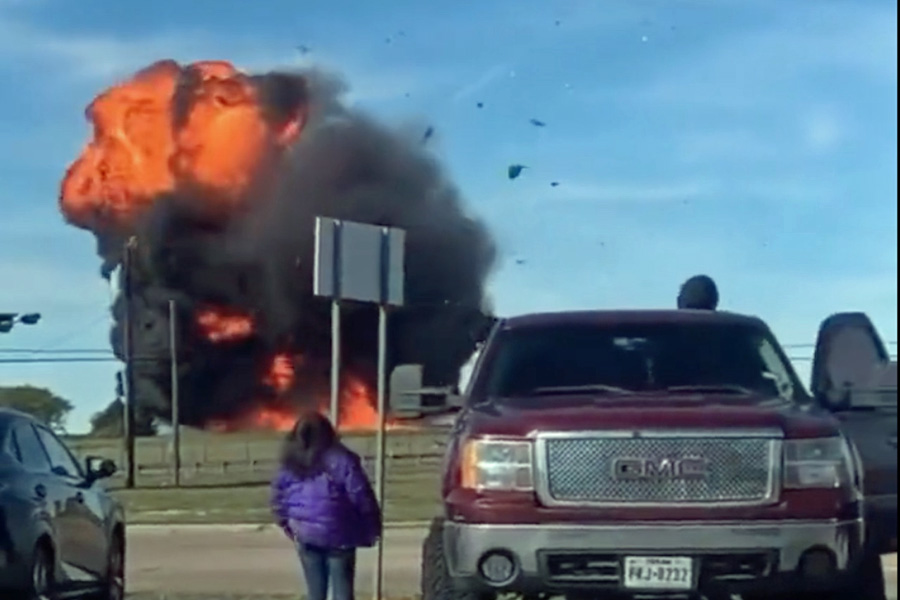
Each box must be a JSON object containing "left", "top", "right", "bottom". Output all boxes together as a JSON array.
[{"left": 86, "top": 456, "right": 117, "bottom": 481}]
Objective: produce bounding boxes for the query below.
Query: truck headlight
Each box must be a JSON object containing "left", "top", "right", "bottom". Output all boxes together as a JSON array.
[
  {"left": 784, "top": 437, "right": 855, "bottom": 490},
  {"left": 460, "top": 439, "right": 534, "bottom": 491}
]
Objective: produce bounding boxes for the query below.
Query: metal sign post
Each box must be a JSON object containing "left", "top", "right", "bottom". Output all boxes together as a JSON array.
[
  {"left": 122, "top": 237, "right": 138, "bottom": 490},
  {"left": 168, "top": 300, "right": 181, "bottom": 488},
  {"left": 313, "top": 217, "right": 405, "bottom": 600}
]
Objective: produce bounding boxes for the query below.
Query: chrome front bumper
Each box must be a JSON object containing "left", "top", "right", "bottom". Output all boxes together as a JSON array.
[{"left": 444, "top": 519, "right": 864, "bottom": 594}]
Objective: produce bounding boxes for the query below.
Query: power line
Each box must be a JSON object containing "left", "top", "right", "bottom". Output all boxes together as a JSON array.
[
  {"left": 0, "top": 348, "right": 113, "bottom": 354},
  {"left": 12, "top": 310, "right": 113, "bottom": 355},
  {"left": 0, "top": 357, "right": 119, "bottom": 364},
  {"left": 3, "top": 341, "right": 895, "bottom": 355},
  {"left": 783, "top": 341, "right": 898, "bottom": 349},
  {"left": 2, "top": 354, "right": 896, "bottom": 366}
]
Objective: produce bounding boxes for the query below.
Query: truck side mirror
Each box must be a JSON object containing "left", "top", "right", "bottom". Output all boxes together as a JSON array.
[
  {"left": 390, "top": 364, "right": 425, "bottom": 418},
  {"left": 389, "top": 364, "right": 464, "bottom": 418}
]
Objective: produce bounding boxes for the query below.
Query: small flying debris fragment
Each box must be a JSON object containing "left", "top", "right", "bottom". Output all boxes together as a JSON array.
[
  {"left": 508, "top": 164, "right": 527, "bottom": 180},
  {"left": 422, "top": 126, "right": 435, "bottom": 143},
  {"left": 295, "top": 45, "right": 312, "bottom": 55},
  {"left": 405, "top": 92, "right": 411, "bottom": 98},
  {"left": 476, "top": 102, "right": 484, "bottom": 109},
  {"left": 555, "top": 20, "right": 561, "bottom": 26},
  {"left": 516, "top": 259, "right": 527, "bottom": 266},
  {"left": 529, "top": 118, "right": 547, "bottom": 127},
  {"left": 550, "top": 181, "right": 560, "bottom": 187},
  {"left": 641, "top": 35, "right": 649, "bottom": 43}
]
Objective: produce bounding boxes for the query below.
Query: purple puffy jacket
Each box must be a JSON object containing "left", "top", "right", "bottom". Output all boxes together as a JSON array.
[{"left": 270, "top": 443, "right": 382, "bottom": 549}]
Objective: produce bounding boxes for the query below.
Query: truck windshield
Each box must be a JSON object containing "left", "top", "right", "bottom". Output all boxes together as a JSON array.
[{"left": 481, "top": 322, "right": 804, "bottom": 402}]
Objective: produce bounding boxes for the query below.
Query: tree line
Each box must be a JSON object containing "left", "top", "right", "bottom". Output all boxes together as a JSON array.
[{"left": 0, "top": 386, "right": 154, "bottom": 436}]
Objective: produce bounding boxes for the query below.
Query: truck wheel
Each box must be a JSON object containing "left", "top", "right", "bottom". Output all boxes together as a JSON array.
[
  {"left": 758, "top": 550, "right": 888, "bottom": 600},
  {"left": 830, "top": 550, "right": 888, "bottom": 600},
  {"left": 421, "top": 518, "right": 493, "bottom": 600}
]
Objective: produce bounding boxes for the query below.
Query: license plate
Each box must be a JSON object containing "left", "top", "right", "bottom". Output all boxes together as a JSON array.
[{"left": 623, "top": 556, "right": 694, "bottom": 590}]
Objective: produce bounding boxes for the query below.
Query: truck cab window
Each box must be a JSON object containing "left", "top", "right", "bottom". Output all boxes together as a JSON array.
[{"left": 484, "top": 322, "right": 803, "bottom": 402}]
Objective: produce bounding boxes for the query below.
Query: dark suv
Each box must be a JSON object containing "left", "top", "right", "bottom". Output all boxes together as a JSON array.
[{"left": 0, "top": 408, "right": 125, "bottom": 600}]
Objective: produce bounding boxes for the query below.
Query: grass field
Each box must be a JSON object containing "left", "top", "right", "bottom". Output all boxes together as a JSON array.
[{"left": 66, "top": 428, "right": 449, "bottom": 524}]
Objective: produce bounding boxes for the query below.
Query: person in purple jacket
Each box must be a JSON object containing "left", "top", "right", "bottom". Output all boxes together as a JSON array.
[{"left": 270, "top": 411, "right": 382, "bottom": 600}]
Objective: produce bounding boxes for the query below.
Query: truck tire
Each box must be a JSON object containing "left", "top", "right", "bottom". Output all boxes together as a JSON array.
[
  {"left": 750, "top": 550, "right": 887, "bottom": 600},
  {"left": 829, "top": 550, "right": 888, "bottom": 600},
  {"left": 421, "top": 518, "right": 493, "bottom": 600}
]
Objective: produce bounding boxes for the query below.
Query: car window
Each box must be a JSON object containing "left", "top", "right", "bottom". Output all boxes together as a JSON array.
[
  {"left": 12, "top": 422, "right": 52, "bottom": 473},
  {"left": 35, "top": 427, "right": 84, "bottom": 479},
  {"left": 1, "top": 427, "right": 19, "bottom": 462},
  {"left": 483, "top": 322, "right": 804, "bottom": 402}
]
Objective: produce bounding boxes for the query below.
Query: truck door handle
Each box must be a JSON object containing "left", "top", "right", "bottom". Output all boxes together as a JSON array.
[{"left": 34, "top": 485, "right": 47, "bottom": 500}]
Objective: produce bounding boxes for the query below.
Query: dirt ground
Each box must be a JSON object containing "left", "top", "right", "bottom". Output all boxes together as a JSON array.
[{"left": 127, "top": 525, "right": 898, "bottom": 599}]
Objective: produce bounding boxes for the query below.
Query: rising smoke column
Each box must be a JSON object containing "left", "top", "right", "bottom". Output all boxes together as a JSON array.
[{"left": 59, "top": 60, "right": 496, "bottom": 429}]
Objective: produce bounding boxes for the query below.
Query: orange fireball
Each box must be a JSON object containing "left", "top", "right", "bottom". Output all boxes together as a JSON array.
[{"left": 59, "top": 59, "right": 308, "bottom": 231}]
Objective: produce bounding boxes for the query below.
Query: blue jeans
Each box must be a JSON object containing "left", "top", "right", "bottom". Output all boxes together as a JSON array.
[{"left": 298, "top": 543, "right": 357, "bottom": 600}]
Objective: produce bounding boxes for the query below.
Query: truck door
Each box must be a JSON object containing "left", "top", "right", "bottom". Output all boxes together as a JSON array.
[{"left": 811, "top": 312, "right": 898, "bottom": 555}]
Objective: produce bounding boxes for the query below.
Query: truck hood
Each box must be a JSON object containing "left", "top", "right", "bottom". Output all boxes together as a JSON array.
[{"left": 465, "top": 393, "right": 840, "bottom": 439}]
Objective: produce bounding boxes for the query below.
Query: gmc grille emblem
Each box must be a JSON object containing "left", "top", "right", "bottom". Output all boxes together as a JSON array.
[{"left": 612, "top": 457, "right": 710, "bottom": 481}]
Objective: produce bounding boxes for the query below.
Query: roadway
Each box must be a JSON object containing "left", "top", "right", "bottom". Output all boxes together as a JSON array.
[{"left": 127, "top": 524, "right": 898, "bottom": 599}]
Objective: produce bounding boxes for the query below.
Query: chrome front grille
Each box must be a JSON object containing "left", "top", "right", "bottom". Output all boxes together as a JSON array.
[{"left": 538, "top": 431, "right": 781, "bottom": 506}]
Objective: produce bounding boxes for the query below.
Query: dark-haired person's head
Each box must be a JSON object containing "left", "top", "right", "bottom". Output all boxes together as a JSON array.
[
  {"left": 281, "top": 411, "right": 338, "bottom": 478},
  {"left": 677, "top": 275, "right": 720, "bottom": 311}
]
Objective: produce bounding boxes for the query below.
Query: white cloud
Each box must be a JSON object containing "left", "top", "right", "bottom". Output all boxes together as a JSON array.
[
  {"left": 802, "top": 106, "right": 846, "bottom": 154},
  {"left": 451, "top": 63, "right": 509, "bottom": 103},
  {"left": 616, "top": 3, "right": 897, "bottom": 110},
  {"left": 676, "top": 129, "right": 779, "bottom": 164},
  {"left": 0, "top": 13, "right": 434, "bottom": 104},
  {"left": 546, "top": 179, "right": 720, "bottom": 203},
  {"left": 0, "top": 258, "right": 112, "bottom": 315}
]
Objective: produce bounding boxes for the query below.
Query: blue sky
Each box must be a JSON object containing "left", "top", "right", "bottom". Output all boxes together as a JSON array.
[{"left": 0, "top": 0, "right": 896, "bottom": 433}]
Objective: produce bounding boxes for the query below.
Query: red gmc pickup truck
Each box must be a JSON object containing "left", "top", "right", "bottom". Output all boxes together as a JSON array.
[{"left": 404, "top": 309, "right": 897, "bottom": 600}]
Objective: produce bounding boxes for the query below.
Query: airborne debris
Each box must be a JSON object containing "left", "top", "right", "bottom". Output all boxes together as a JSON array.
[
  {"left": 550, "top": 181, "right": 560, "bottom": 187},
  {"left": 295, "top": 45, "right": 312, "bottom": 55},
  {"left": 508, "top": 165, "right": 527, "bottom": 180},
  {"left": 422, "top": 126, "right": 435, "bottom": 144},
  {"left": 529, "top": 118, "right": 547, "bottom": 127},
  {"left": 476, "top": 102, "right": 484, "bottom": 109}
]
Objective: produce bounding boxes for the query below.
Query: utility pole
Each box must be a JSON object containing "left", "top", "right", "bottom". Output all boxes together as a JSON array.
[
  {"left": 122, "top": 237, "right": 138, "bottom": 489},
  {"left": 169, "top": 300, "right": 181, "bottom": 487}
]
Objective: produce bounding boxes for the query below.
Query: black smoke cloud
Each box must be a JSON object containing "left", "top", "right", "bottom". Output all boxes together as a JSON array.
[{"left": 100, "top": 67, "right": 497, "bottom": 427}]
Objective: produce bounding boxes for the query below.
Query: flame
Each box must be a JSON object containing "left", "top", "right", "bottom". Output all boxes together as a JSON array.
[
  {"left": 263, "top": 353, "right": 296, "bottom": 394},
  {"left": 205, "top": 372, "right": 399, "bottom": 433},
  {"left": 252, "top": 407, "right": 298, "bottom": 431},
  {"left": 339, "top": 376, "right": 393, "bottom": 431},
  {"left": 196, "top": 307, "right": 254, "bottom": 343},
  {"left": 59, "top": 59, "right": 307, "bottom": 231}
]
